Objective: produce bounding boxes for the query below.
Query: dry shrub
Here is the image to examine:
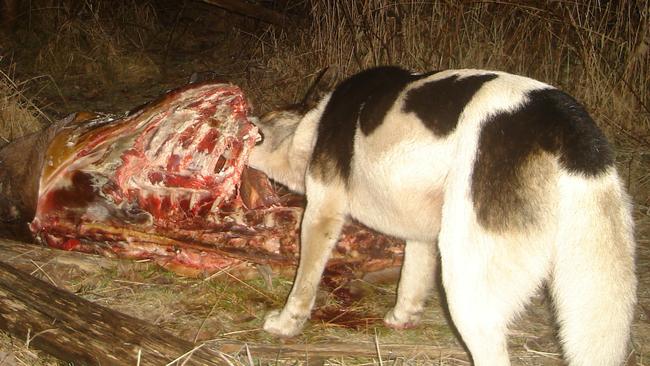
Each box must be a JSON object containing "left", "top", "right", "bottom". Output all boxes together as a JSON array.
[
  {"left": 0, "top": 66, "right": 48, "bottom": 143},
  {"left": 33, "top": 0, "right": 160, "bottom": 86}
]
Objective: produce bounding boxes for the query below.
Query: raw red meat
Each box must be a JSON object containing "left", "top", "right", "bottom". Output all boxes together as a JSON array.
[{"left": 25, "top": 81, "right": 403, "bottom": 277}]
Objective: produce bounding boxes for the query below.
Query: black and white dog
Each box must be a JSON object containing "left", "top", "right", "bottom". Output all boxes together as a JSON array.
[{"left": 248, "top": 67, "right": 636, "bottom": 366}]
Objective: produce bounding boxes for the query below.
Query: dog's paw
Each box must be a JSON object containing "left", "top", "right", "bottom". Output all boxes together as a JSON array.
[
  {"left": 263, "top": 309, "right": 307, "bottom": 337},
  {"left": 383, "top": 307, "right": 421, "bottom": 330}
]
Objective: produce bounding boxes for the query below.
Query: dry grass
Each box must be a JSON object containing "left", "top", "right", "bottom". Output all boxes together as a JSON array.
[
  {"left": 0, "top": 0, "right": 649, "bottom": 364},
  {"left": 0, "top": 66, "right": 48, "bottom": 143},
  {"left": 0, "top": 255, "right": 470, "bottom": 365},
  {"left": 253, "top": 1, "right": 649, "bottom": 131},
  {"left": 28, "top": 0, "right": 161, "bottom": 90},
  {"left": 0, "top": 331, "right": 62, "bottom": 366}
]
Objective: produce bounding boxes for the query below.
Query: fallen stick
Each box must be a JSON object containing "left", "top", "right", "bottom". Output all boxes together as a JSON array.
[{"left": 0, "top": 259, "right": 225, "bottom": 365}]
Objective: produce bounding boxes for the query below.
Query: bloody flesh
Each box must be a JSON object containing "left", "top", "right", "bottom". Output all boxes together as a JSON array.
[{"left": 27, "top": 82, "right": 403, "bottom": 277}]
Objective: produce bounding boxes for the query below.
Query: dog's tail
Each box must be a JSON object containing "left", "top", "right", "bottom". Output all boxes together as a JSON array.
[{"left": 552, "top": 168, "right": 636, "bottom": 365}]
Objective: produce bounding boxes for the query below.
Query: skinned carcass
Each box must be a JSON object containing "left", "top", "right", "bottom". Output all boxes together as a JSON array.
[{"left": 0, "top": 81, "right": 403, "bottom": 278}]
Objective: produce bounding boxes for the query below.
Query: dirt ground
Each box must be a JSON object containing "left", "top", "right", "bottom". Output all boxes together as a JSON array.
[{"left": 0, "top": 1, "right": 649, "bottom": 365}]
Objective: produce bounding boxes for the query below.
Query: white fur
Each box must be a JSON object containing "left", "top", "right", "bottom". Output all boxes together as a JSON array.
[{"left": 247, "top": 69, "right": 636, "bottom": 365}]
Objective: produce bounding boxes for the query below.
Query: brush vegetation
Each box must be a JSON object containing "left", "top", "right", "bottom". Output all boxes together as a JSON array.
[
  {"left": 0, "top": 67, "right": 48, "bottom": 143},
  {"left": 32, "top": 0, "right": 160, "bottom": 85},
  {"left": 0, "top": 0, "right": 648, "bottom": 364}
]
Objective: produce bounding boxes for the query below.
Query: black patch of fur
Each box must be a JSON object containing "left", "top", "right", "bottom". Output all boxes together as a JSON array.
[
  {"left": 403, "top": 73, "right": 498, "bottom": 136},
  {"left": 472, "top": 88, "right": 614, "bottom": 231},
  {"left": 311, "top": 66, "right": 434, "bottom": 181}
]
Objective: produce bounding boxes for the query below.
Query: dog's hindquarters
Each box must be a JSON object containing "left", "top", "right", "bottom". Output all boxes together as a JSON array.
[
  {"left": 439, "top": 159, "right": 636, "bottom": 366},
  {"left": 437, "top": 149, "right": 555, "bottom": 366},
  {"left": 436, "top": 77, "right": 636, "bottom": 365},
  {"left": 551, "top": 169, "right": 636, "bottom": 365}
]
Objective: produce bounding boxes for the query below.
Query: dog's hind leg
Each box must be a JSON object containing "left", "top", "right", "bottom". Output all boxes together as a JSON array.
[
  {"left": 384, "top": 240, "right": 437, "bottom": 329},
  {"left": 438, "top": 199, "right": 551, "bottom": 366},
  {"left": 263, "top": 178, "right": 347, "bottom": 337}
]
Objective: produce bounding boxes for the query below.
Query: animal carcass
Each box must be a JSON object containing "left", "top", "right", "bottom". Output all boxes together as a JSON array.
[{"left": 0, "top": 81, "right": 403, "bottom": 277}]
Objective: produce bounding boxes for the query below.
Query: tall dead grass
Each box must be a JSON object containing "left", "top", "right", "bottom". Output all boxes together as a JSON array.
[
  {"left": 32, "top": 0, "right": 161, "bottom": 85},
  {"left": 0, "top": 66, "right": 48, "bottom": 143},
  {"left": 256, "top": 1, "right": 648, "bottom": 141}
]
